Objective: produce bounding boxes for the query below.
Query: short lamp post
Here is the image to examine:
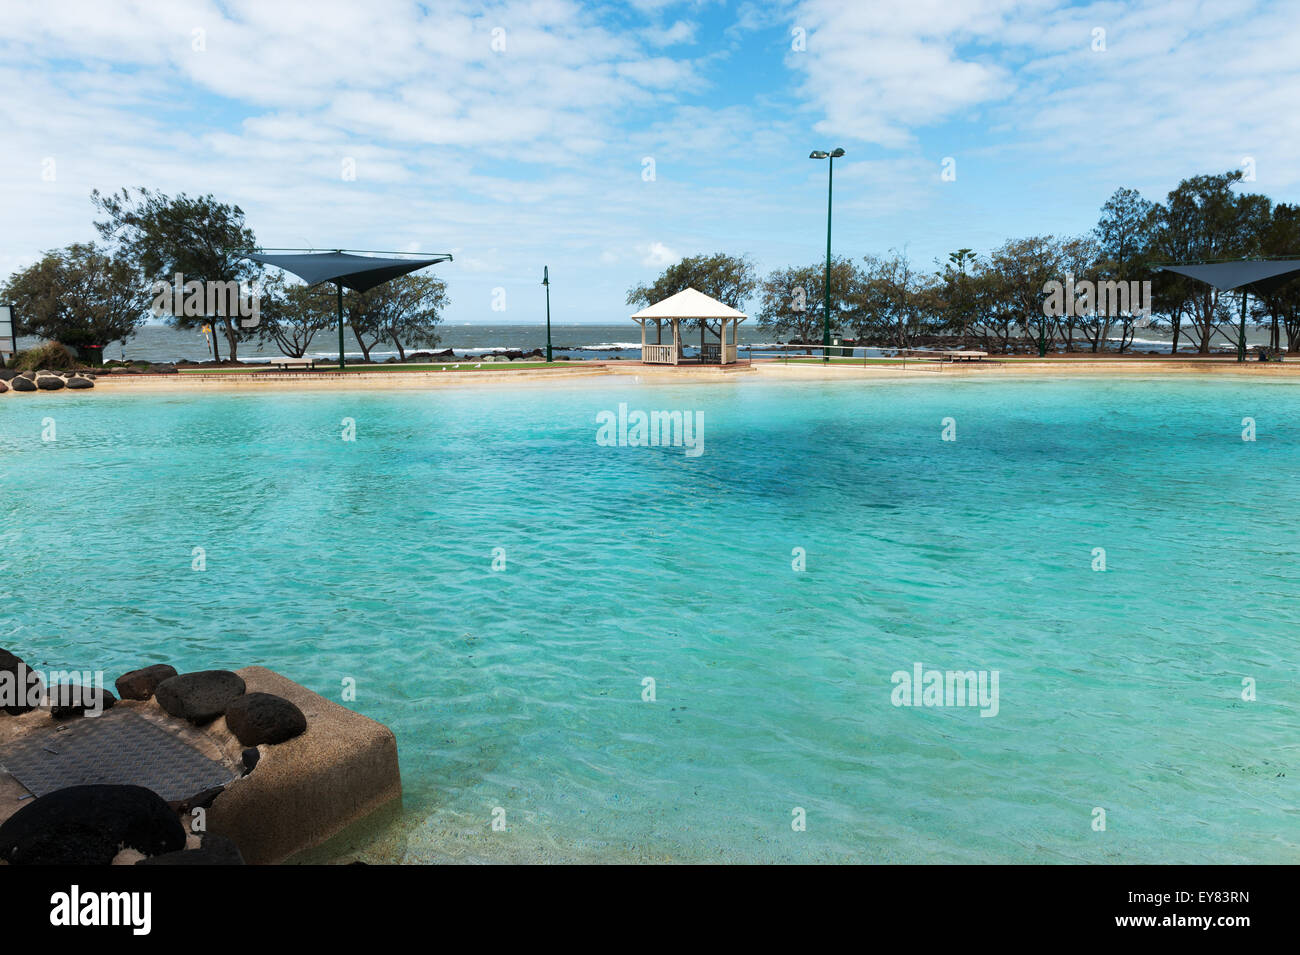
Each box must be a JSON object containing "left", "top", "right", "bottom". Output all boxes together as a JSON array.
[{"left": 810, "top": 147, "right": 845, "bottom": 363}]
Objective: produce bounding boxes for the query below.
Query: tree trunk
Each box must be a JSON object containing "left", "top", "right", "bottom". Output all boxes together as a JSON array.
[{"left": 221, "top": 316, "right": 238, "bottom": 363}]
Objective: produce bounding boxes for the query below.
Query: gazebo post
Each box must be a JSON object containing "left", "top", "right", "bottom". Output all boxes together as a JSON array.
[
  {"left": 673, "top": 319, "right": 680, "bottom": 365},
  {"left": 639, "top": 318, "right": 645, "bottom": 357},
  {"left": 720, "top": 317, "right": 727, "bottom": 364}
]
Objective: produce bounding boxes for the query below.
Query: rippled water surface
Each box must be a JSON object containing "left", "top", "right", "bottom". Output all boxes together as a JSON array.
[{"left": 2, "top": 375, "right": 1297, "bottom": 862}]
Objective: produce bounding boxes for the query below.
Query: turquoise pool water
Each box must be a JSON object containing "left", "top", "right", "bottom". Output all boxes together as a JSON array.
[{"left": 2, "top": 376, "right": 1297, "bottom": 863}]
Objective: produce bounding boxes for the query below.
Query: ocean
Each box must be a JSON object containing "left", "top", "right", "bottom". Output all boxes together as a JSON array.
[
  {"left": 17, "top": 322, "right": 1264, "bottom": 364},
  {"left": 18, "top": 323, "right": 773, "bottom": 364},
  {"left": 3, "top": 375, "right": 1297, "bottom": 862}
]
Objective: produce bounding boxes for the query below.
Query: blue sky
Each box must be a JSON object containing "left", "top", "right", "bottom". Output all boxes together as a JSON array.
[{"left": 2, "top": 0, "right": 1299, "bottom": 323}]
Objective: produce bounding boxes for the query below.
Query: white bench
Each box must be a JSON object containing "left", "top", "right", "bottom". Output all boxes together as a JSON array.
[{"left": 264, "top": 357, "right": 317, "bottom": 370}]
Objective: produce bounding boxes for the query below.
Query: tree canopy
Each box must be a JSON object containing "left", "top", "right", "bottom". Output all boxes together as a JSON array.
[
  {"left": 92, "top": 187, "right": 259, "bottom": 361},
  {"left": 2, "top": 243, "right": 149, "bottom": 363}
]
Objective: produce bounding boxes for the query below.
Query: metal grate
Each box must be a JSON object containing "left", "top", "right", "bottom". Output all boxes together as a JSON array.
[{"left": 0, "top": 709, "right": 237, "bottom": 803}]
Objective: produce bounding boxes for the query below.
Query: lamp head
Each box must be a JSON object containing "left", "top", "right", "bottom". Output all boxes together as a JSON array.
[
  {"left": 809, "top": 150, "right": 829, "bottom": 159},
  {"left": 830, "top": 147, "right": 845, "bottom": 158}
]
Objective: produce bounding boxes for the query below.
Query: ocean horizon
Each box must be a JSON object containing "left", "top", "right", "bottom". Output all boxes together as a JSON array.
[{"left": 17, "top": 321, "right": 1269, "bottom": 365}]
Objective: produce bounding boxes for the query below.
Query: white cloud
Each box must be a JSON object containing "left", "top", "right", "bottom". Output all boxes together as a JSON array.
[
  {"left": 641, "top": 241, "right": 679, "bottom": 266},
  {"left": 643, "top": 19, "right": 698, "bottom": 47}
]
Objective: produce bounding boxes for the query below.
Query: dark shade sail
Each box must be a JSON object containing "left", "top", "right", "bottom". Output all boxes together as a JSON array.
[
  {"left": 245, "top": 251, "right": 452, "bottom": 292},
  {"left": 243, "top": 249, "right": 452, "bottom": 369},
  {"left": 1158, "top": 259, "right": 1300, "bottom": 294}
]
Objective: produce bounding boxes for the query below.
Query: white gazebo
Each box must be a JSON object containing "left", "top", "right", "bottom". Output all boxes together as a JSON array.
[{"left": 630, "top": 287, "right": 746, "bottom": 365}]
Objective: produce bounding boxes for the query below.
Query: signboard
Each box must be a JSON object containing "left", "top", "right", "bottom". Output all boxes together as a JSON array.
[{"left": 0, "top": 305, "right": 14, "bottom": 359}]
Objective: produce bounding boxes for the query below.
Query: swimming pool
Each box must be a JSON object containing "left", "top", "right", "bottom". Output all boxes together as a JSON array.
[{"left": 3, "top": 375, "right": 1297, "bottom": 862}]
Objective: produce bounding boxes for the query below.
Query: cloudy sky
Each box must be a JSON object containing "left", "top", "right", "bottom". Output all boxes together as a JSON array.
[{"left": 2, "top": 0, "right": 1298, "bottom": 323}]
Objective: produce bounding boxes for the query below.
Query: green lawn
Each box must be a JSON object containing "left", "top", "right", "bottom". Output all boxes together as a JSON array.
[{"left": 773, "top": 356, "right": 916, "bottom": 365}]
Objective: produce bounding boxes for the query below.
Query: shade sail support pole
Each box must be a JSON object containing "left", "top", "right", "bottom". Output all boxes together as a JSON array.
[
  {"left": 1239, "top": 289, "right": 1248, "bottom": 363},
  {"left": 337, "top": 282, "right": 345, "bottom": 369}
]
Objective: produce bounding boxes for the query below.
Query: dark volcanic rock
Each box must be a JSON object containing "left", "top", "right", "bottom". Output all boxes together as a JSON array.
[
  {"left": 154, "top": 670, "right": 246, "bottom": 724},
  {"left": 0, "top": 784, "right": 186, "bottom": 865},
  {"left": 223, "top": 692, "right": 307, "bottom": 745},
  {"left": 10, "top": 376, "right": 36, "bottom": 392},
  {"left": 66, "top": 376, "right": 94, "bottom": 389},
  {"left": 0, "top": 369, "right": 15, "bottom": 381},
  {"left": 49, "top": 685, "right": 117, "bottom": 719},
  {"left": 168, "top": 786, "right": 225, "bottom": 814},
  {"left": 241, "top": 747, "right": 260, "bottom": 774},
  {"left": 0, "top": 648, "right": 43, "bottom": 714},
  {"left": 115, "top": 663, "right": 178, "bottom": 701},
  {"left": 35, "top": 376, "right": 65, "bottom": 390},
  {"left": 0, "top": 381, "right": 7, "bottom": 394},
  {"left": 137, "top": 834, "right": 245, "bottom": 865}
]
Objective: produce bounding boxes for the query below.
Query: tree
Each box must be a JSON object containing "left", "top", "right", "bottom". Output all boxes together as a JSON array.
[
  {"left": 341, "top": 274, "right": 448, "bottom": 362},
  {"left": 981, "top": 236, "right": 1062, "bottom": 352},
  {"left": 1093, "top": 188, "right": 1155, "bottom": 353},
  {"left": 1260, "top": 203, "right": 1300, "bottom": 352},
  {"left": 1057, "top": 236, "right": 1100, "bottom": 351},
  {"left": 756, "top": 256, "right": 863, "bottom": 353},
  {"left": 2, "top": 243, "right": 149, "bottom": 363},
  {"left": 938, "top": 249, "right": 979, "bottom": 339},
  {"left": 379, "top": 274, "right": 448, "bottom": 360},
  {"left": 857, "top": 251, "right": 938, "bottom": 349},
  {"left": 343, "top": 287, "right": 389, "bottom": 363},
  {"left": 92, "top": 188, "right": 259, "bottom": 362},
  {"left": 626, "top": 252, "right": 756, "bottom": 309},
  {"left": 1146, "top": 171, "right": 1254, "bottom": 354},
  {"left": 257, "top": 277, "right": 333, "bottom": 358}
]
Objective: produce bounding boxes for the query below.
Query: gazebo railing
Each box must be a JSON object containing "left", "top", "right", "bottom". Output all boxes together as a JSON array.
[
  {"left": 701, "top": 343, "right": 721, "bottom": 363},
  {"left": 643, "top": 343, "right": 674, "bottom": 364}
]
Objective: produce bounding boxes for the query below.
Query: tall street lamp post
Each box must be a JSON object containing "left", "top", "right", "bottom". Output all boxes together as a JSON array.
[
  {"left": 543, "top": 266, "right": 553, "bottom": 362},
  {"left": 810, "top": 148, "right": 845, "bottom": 363}
]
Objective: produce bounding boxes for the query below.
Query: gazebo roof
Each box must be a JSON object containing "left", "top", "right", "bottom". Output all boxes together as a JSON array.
[{"left": 630, "top": 287, "right": 747, "bottom": 320}]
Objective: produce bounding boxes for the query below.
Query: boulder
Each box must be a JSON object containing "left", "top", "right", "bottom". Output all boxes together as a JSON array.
[
  {"left": 66, "top": 376, "right": 94, "bottom": 390},
  {"left": 10, "top": 376, "right": 36, "bottom": 392},
  {"left": 49, "top": 684, "right": 117, "bottom": 719},
  {"left": 115, "top": 663, "right": 178, "bottom": 701},
  {"left": 223, "top": 692, "right": 307, "bottom": 746},
  {"left": 0, "top": 381, "right": 7, "bottom": 394},
  {"left": 0, "top": 784, "right": 186, "bottom": 865},
  {"left": 35, "top": 376, "right": 65, "bottom": 391},
  {"left": 137, "top": 834, "right": 245, "bottom": 865},
  {"left": 154, "top": 670, "right": 246, "bottom": 724},
  {"left": 0, "top": 648, "right": 43, "bottom": 714},
  {"left": 0, "top": 369, "right": 15, "bottom": 381}
]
